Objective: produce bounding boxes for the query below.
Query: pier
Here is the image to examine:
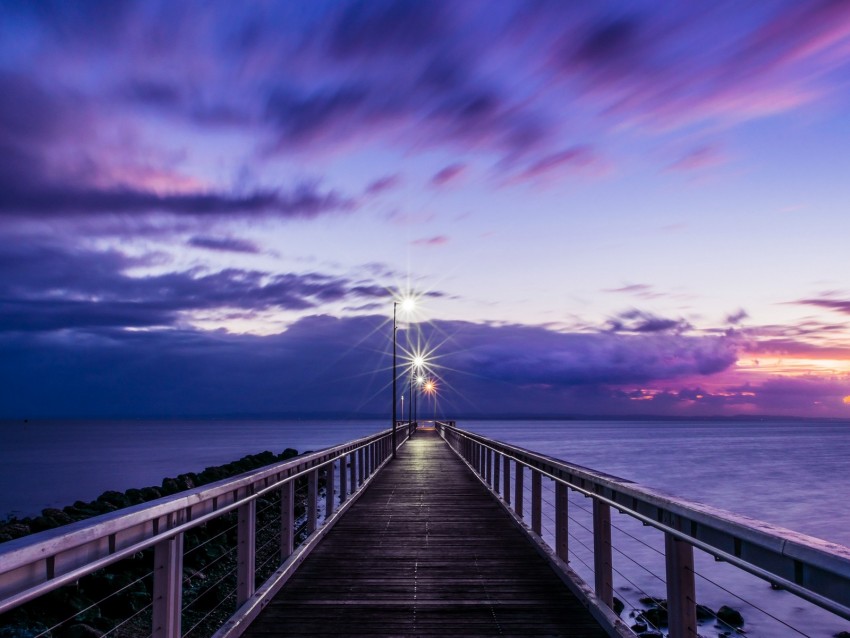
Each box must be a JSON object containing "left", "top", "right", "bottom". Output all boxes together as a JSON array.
[
  {"left": 242, "top": 429, "right": 607, "bottom": 637},
  {"left": 2, "top": 422, "right": 850, "bottom": 638}
]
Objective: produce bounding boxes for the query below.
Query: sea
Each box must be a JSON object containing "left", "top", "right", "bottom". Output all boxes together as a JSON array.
[{"left": 2, "top": 418, "right": 849, "bottom": 636}]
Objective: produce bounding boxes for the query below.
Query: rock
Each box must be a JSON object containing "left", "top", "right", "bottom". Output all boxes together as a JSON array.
[
  {"left": 140, "top": 486, "right": 162, "bottom": 501},
  {"left": 281, "top": 448, "right": 299, "bottom": 460},
  {"left": 29, "top": 516, "right": 56, "bottom": 532},
  {"left": 160, "top": 478, "right": 181, "bottom": 495},
  {"left": 638, "top": 607, "right": 668, "bottom": 627},
  {"left": 717, "top": 605, "right": 745, "bottom": 627},
  {"left": 123, "top": 488, "right": 146, "bottom": 505},
  {"left": 833, "top": 631, "right": 850, "bottom": 638},
  {"left": 612, "top": 596, "right": 625, "bottom": 616},
  {"left": 631, "top": 622, "right": 648, "bottom": 633},
  {"left": 96, "top": 491, "right": 129, "bottom": 509},
  {"left": 637, "top": 632, "right": 663, "bottom": 638},
  {"left": 696, "top": 603, "right": 714, "bottom": 621},
  {"left": 42, "top": 508, "right": 72, "bottom": 526}
]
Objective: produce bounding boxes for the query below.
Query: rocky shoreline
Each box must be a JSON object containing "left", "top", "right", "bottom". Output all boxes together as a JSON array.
[{"left": 0, "top": 447, "right": 307, "bottom": 638}]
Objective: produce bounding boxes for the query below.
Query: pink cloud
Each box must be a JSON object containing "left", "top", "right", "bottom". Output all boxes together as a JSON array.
[
  {"left": 667, "top": 145, "right": 726, "bottom": 172},
  {"left": 411, "top": 235, "right": 449, "bottom": 247},
  {"left": 430, "top": 163, "right": 466, "bottom": 187}
]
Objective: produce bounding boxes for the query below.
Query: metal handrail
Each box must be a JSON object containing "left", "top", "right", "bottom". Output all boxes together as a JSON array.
[
  {"left": 0, "top": 426, "right": 405, "bottom": 625},
  {"left": 436, "top": 422, "right": 850, "bottom": 628}
]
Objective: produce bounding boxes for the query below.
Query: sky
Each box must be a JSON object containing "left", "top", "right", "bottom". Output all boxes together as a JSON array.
[{"left": 1, "top": 0, "right": 850, "bottom": 419}]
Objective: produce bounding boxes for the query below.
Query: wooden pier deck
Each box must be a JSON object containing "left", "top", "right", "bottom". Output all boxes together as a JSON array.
[{"left": 243, "top": 430, "right": 608, "bottom": 637}]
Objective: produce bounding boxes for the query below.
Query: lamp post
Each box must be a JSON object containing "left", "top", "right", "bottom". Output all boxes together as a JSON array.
[{"left": 392, "top": 297, "right": 414, "bottom": 458}]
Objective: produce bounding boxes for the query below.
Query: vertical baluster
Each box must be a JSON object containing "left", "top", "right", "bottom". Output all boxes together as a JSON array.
[
  {"left": 307, "top": 468, "right": 318, "bottom": 535},
  {"left": 325, "top": 460, "right": 335, "bottom": 521},
  {"left": 152, "top": 526, "right": 183, "bottom": 638},
  {"left": 339, "top": 455, "right": 348, "bottom": 504},
  {"left": 593, "top": 499, "right": 614, "bottom": 607},
  {"left": 350, "top": 450, "right": 358, "bottom": 492},
  {"left": 555, "top": 482, "right": 568, "bottom": 562},
  {"left": 485, "top": 448, "right": 492, "bottom": 486},
  {"left": 503, "top": 456, "right": 511, "bottom": 504},
  {"left": 358, "top": 447, "right": 365, "bottom": 485},
  {"left": 514, "top": 462, "right": 524, "bottom": 518},
  {"left": 531, "top": 470, "right": 542, "bottom": 535},
  {"left": 493, "top": 452, "right": 501, "bottom": 494},
  {"left": 665, "top": 534, "right": 697, "bottom": 638},
  {"left": 236, "top": 497, "right": 256, "bottom": 605},
  {"left": 280, "top": 478, "right": 294, "bottom": 560}
]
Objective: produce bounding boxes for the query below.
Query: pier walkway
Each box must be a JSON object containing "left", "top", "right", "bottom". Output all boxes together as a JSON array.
[{"left": 244, "top": 430, "right": 607, "bottom": 637}]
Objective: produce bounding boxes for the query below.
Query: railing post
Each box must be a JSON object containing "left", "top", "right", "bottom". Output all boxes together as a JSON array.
[
  {"left": 236, "top": 498, "right": 256, "bottom": 605},
  {"left": 555, "top": 482, "right": 568, "bottom": 562},
  {"left": 665, "top": 533, "right": 698, "bottom": 638},
  {"left": 503, "top": 456, "right": 510, "bottom": 504},
  {"left": 593, "top": 499, "right": 614, "bottom": 608},
  {"left": 531, "top": 470, "right": 542, "bottom": 535},
  {"left": 325, "top": 460, "right": 335, "bottom": 521},
  {"left": 339, "top": 455, "right": 348, "bottom": 504},
  {"left": 307, "top": 468, "right": 318, "bottom": 535},
  {"left": 358, "top": 448, "right": 365, "bottom": 485},
  {"left": 281, "top": 478, "right": 294, "bottom": 560},
  {"left": 493, "top": 452, "right": 501, "bottom": 494},
  {"left": 152, "top": 531, "right": 183, "bottom": 638},
  {"left": 350, "top": 450, "right": 358, "bottom": 491},
  {"left": 514, "top": 461, "right": 524, "bottom": 518},
  {"left": 485, "top": 448, "right": 492, "bottom": 486}
]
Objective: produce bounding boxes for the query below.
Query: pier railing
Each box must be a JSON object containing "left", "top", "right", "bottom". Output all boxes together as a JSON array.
[
  {"left": 437, "top": 422, "right": 850, "bottom": 637},
  {"left": 0, "top": 426, "right": 409, "bottom": 638}
]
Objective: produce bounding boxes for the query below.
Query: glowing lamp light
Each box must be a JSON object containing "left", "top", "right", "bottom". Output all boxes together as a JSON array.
[
  {"left": 843, "top": 395, "right": 850, "bottom": 405},
  {"left": 423, "top": 379, "right": 437, "bottom": 395},
  {"left": 413, "top": 355, "right": 425, "bottom": 369},
  {"left": 400, "top": 297, "right": 416, "bottom": 313}
]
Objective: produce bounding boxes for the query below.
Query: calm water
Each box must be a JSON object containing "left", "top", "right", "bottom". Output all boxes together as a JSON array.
[{"left": 2, "top": 418, "right": 849, "bottom": 636}]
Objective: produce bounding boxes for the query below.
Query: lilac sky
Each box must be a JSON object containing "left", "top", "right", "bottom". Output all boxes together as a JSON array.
[{"left": 2, "top": 1, "right": 850, "bottom": 419}]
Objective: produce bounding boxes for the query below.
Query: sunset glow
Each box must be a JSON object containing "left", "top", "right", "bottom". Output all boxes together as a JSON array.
[{"left": 1, "top": 2, "right": 850, "bottom": 418}]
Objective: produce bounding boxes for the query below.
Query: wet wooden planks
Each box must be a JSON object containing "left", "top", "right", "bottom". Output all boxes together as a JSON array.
[{"left": 243, "top": 430, "right": 608, "bottom": 637}]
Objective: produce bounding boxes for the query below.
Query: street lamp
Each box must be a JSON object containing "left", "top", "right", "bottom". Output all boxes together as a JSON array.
[
  {"left": 392, "top": 296, "right": 415, "bottom": 458},
  {"left": 423, "top": 377, "right": 437, "bottom": 422}
]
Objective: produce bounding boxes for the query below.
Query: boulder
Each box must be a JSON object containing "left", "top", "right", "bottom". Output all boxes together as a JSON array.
[
  {"left": 612, "top": 596, "right": 625, "bottom": 616},
  {"left": 717, "top": 605, "right": 744, "bottom": 627}
]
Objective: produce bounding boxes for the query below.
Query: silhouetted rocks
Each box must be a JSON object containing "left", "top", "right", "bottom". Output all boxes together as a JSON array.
[
  {"left": 717, "top": 605, "right": 745, "bottom": 627},
  {"left": 0, "top": 447, "right": 305, "bottom": 638}
]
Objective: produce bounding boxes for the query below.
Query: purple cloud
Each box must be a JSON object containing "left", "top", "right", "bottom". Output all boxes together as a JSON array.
[
  {"left": 364, "top": 174, "right": 401, "bottom": 195},
  {"left": 188, "top": 236, "right": 260, "bottom": 254},
  {"left": 0, "top": 182, "right": 356, "bottom": 220},
  {"left": 430, "top": 163, "right": 466, "bottom": 187},
  {"left": 0, "top": 241, "right": 391, "bottom": 331},
  {"left": 797, "top": 297, "right": 850, "bottom": 315},
  {"left": 607, "top": 309, "right": 691, "bottom": 334},
  {"left": 0, "top": 314, "right": 742, "bottom": 418}
]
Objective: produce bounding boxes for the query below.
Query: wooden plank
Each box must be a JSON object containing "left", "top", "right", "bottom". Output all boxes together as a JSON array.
[{"left": 243, "top": 431, "right": 608, "bottom": 638}]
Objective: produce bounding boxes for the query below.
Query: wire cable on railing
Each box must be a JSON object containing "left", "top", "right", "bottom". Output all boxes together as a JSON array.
[
  {"left": 99, "top": 601, "right": 154, "bottom": 638},
  {"left": 255, "top": 547, "right": 284, "bottom": 575},
  {"left": 255, "top": 530, "right": 281, "bottom": 557},
  {"left": 567, "top": 499, "right": 796, "bottom": 636},
  {"left": 32, "top": 570, "right": 154, "bottom": 638},
  {"left": 183, "top": 544, "right": 237, "bottom": 584},
  {"left": 692, "top": 567, "right": 812, "bottom": 637},
  {"left": 182, "top": 566, "right": 237, "bottom": 613},
  {"left": 182, "top": 584, "right": 238, "bottom": 638},
  {"left": 184, "top": 521, "right": 239, "bottom": 558},
  {"left": 565, "top": 528, "right": 666, "bottom": 635}
]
